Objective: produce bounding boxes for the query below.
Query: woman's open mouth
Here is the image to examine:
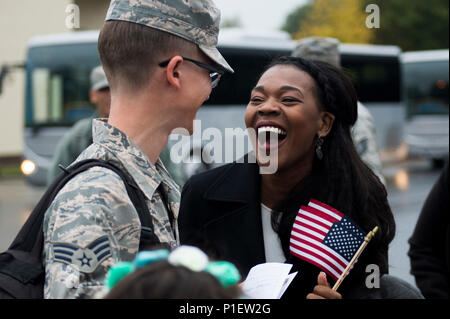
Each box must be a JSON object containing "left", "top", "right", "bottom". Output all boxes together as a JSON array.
[{"left": 256, "top": 122, "right": 288, "bottom": 153}]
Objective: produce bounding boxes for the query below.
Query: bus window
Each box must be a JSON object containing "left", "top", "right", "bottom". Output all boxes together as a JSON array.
[
  {"left": 31, "top": 68, "right": 66, "bottom": 123},
  {"left": 26, "top": 43, "right": 100, "bottom": 127},
  {"left": 402, "top": 51, "right": 449, "bottom": 165},
  {"left": 204, "top": 48, "right": 290, "bottom": 106},
  {"left": 205, "top": 50, "right": 402, "bottom": 106},
  {"left": 403, "top": 60, "right": 449, "bottom": 118},
  {"left": 341, "top": 55, "right": 401, "bottom": 103}
]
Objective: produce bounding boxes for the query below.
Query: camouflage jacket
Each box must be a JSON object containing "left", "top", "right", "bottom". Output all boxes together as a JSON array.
[
  {"left": 352, "top": 102, "right": 386, "bottom": 186},
  {"left": 43, "top": 119, "right": 180, "bottom": 299}
]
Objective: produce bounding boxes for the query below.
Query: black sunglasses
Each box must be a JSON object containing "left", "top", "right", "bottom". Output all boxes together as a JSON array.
[{"left": 158, "top": 56, "right": 224, "bottom": 88}]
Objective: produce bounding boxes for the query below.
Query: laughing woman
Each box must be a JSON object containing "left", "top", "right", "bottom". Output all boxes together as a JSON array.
[{"left": 178, "top": 56, "right": 419, "bottom": 299}]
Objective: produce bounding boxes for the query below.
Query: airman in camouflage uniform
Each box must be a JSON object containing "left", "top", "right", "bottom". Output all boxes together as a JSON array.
[
  {"left": 46, "top": 66, "right": 109, "bottom": 186},
  {"left": 43, "top": 0, "right": 232, "bottom": 299},
  {"left": 43, "top": 119, "right": 180, "bottom": 298},
  {"left": 292, "top": 37, "right": 386, "bottom": 185}
]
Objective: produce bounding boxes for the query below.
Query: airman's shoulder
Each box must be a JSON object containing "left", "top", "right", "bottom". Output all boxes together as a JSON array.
[{"left": 48, "top": 166, "right": 129, "bottom": 210}]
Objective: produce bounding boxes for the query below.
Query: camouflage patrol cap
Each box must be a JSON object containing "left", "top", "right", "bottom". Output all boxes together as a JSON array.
[
  {"left": 90, "top": 65, "right": 109, "bottom": 91},
  {"left": 292, "top": 37, "right": 341, "bottom": 68},
  {"left": 105, "top": 0, "right": 234, "bottom": 73}
]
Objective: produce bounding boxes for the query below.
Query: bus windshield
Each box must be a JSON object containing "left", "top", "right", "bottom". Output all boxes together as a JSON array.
[
  {"left": 342, "top": 54, "right": 401, "bottom": 103},
  {"left": 25, "top": 42, "right": 100, "bottom": 127},
  {"left": 204, "top": 49, "right": 401, "bottom": 106},
  {"left": 204, "top": 48, "right": 290, "bottom": 106},
  {"left": 403, "top": 60, "right": 449, "bottom": 118}
]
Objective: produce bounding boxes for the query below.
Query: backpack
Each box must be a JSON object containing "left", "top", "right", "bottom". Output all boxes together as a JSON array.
[{"left": 0, "top": 159, "right": 168, "bottom": 299}]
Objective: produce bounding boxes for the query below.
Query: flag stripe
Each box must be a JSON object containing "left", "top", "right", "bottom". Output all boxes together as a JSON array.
[
  {"left": 290, "top": 235, "right": 347, "bottom": 270},
  {"left": 289, "top": 242, "right": 344, "bottom": 279},
  {"left": 295, "top": 216, "right": 328, "bottom": 234},
  {"left": 292, "top": 223, "right": 325, "bottom": 240},
  {"left": 294, "top": 218, "right": 328, "bottom": 236},
  {"left": 301, "top": 205, "right": 339, "bottom": 224},
  {"left": 308, "top": 200, "right": 343, "bottom": 221},
  {"left": 290, "top": 232, "right": 349, "bottom": 267},
  {"left": 290, "top": 246, "right": 340, "bottom": 280},
  {"left": 309, "top": 199, "right": 344, "bottom": 219},
  {"left": 298, "top": 208, "right": 333, "bottom": 227}
]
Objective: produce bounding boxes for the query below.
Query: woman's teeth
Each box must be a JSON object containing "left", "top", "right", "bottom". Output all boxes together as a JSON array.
[{"left": 257, "top": 126, "right": 287, "bottom": 136}]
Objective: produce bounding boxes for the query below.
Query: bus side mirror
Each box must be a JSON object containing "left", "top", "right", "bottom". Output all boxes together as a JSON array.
[{"left": 0, "top": 63, "right": 25, "bottom": 95}]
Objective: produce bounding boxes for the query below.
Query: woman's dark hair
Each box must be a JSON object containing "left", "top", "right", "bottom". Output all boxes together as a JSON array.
[
  {"left": 104, "top": 260, "right": 241, "bottom": 299},
  {"left": 265, "top": 56, "right": 395, "bottom": 285}
]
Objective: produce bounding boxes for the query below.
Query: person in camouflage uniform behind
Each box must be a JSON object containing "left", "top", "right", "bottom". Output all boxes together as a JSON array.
[
  {"left": 292, "top": 37, "right": 386, "bottom": 185},
  {"left": 43, "top": 0, "right": 233, "bottom": 299},
  {"left": 46, "top": 65, "right": 111, "bottom": 186}
]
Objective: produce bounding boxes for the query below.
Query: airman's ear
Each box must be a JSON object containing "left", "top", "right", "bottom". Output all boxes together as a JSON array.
[
  {"left": 318, "top": 111, "right": 335, "bottom": 137},
  {"left": 89, "top": 89, "right": 97, "bottom": 104},
  {"left": 165, "top": 56, "right": 183, "bottom": 89}
]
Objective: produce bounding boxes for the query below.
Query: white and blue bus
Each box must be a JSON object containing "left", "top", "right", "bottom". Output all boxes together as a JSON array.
[
  {"left": 18, "top": 29, "right": 403, "bottom": 185},
  {"left": 401, "top": 49, "right": 449, "bottom": 167}
]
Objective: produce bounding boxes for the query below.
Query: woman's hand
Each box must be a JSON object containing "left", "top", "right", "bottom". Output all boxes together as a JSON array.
[{"left": 306, "top": 272, "right": 342, "bottom": 299}]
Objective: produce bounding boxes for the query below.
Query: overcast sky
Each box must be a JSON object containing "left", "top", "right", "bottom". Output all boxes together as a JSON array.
[{"left": 213, "top": 0, "right": 309, "bottom": 31}]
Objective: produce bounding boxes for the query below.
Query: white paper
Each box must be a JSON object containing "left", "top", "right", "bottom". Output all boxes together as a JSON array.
[
  {"left": 277, "top": 271, "right": 298, "bottom": 298},
  {"left": 241, "top": 263, "right": 298, "bottom": 299}
]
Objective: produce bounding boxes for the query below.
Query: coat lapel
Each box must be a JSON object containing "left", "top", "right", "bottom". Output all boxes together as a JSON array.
[{"left": 202, "top": 160, "right": 266, "bottom": 276}]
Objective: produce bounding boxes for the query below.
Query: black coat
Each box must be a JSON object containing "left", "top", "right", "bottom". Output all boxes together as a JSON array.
[
  {"left": 408, "top": 159, "right": 449, "bottom": 298},
  {"left": 179, "top": 160, "right": 265, "bottom": 277},
  {"left": 179, "top": 159, "right": 423, "bottom": 299}
]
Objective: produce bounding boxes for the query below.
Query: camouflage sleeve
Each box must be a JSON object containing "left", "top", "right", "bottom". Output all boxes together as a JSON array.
[
  {"left": 47, "top": 133, "right": 78, "bottom": 186},
  {"left": 43, "top": 167, "right": 141, "bottom": 299},
  {"left": 352, "top": 102, "right": 386, "bottom": 186}
]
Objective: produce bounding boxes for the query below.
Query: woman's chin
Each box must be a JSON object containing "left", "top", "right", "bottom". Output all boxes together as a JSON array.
[{"left": 255, "top": 152, "right": 287, "bottom": 175}]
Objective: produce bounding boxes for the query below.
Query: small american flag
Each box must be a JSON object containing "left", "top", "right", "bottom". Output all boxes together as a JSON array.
[{"left": 289, "top": 199, "right": 367, "bottom": 281}]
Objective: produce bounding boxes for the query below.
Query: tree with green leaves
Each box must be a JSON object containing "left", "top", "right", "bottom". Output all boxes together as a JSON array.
[
  {"left": 362, "top": 0, "right": 449, "bottom": 51},
  {"left": 281, "top": 1, "right": 313, "bottom": 35},
  {"left": 221, "top": 16, "right": 243, "bottom": 28},
  {"left": 293, "top": 0, "right": 373, "bottom": 43},
  {"left": 282, "top": 0, "right": 449, "bottom": 51}
]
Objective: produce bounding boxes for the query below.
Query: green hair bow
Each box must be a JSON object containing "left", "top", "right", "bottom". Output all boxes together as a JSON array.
[{"left": 105, "top": 245, "right": 241, "bottom": 290}]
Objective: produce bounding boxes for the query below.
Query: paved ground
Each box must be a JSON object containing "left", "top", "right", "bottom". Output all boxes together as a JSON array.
[{"left": 384, "top": 158, "right": 442, "bottom": 287}]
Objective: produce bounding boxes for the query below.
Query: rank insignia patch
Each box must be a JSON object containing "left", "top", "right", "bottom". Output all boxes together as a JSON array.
[{"left": 51, "top": 235, "right": 112, "bottom": 273}]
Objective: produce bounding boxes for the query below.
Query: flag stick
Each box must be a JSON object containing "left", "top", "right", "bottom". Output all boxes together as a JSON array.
[{"left": 332, "top": 226, "right": 378, "bottom": 291}]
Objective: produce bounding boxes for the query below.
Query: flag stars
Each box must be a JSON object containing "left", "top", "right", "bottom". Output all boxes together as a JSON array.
[{"left": 323, "top": 216, "right": 366, "bottom": 260}]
